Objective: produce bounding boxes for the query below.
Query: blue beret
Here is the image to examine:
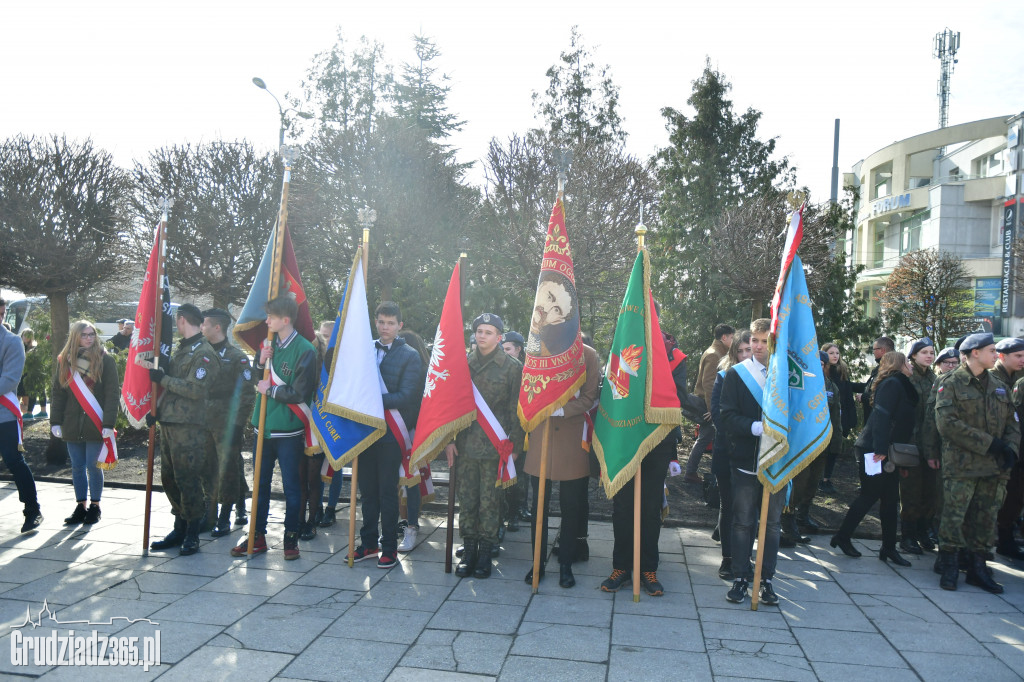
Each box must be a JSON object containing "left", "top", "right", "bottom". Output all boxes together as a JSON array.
[
  {"left": 995, "top": 337, "right": 1024, "bottom": 354},
  {"left": 953, "top": 335, "right": 970, "bottom": 352},
  {"left": 503, "top": 330, "right": 525, "bottom": 346},
  {"left": 959, "top": 333, "right": 995, "bottom": 353},
  {"left": 472, "top": 313, "right": 504, "bottom": 334},
  {"left": 935, "top": 347, "right": 959, "bottom": 364},
  {"left": 819, "top": 350, "right": 829, "bottom": 364},
  {"left": 906, "top": 337, "right": 934, "bottom": 359}
]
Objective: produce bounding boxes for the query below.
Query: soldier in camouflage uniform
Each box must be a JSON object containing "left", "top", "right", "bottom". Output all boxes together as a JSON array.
[
  {"left": 920, "top": 345, "right": 962, "bottom": 571},
  {"left": 992, "top": 337, "right": 1024, "bottom": 560},
  {"left": 201, "top": 308, "right": 255, "bottom": 538},
  {"left": 899, "top": 338, "right": 938, "bottom": 555},
  {"left": 445, "top": 314, "right": 524, "bottom": 579},
  {"left": 935, "top": 333, "right": 1020, "bottom": 593},
  {"left": 148, "top": 304, "right": 220, "bottom": 555}
]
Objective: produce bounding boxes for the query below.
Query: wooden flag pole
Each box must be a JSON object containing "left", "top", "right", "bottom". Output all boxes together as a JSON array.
[
  {"left": 246, "top": 152, "right": 294, "bottom": 555},
  {"left": 142, "top": 198, "right": 171, "bottom": 553},
  {"left": 347, "top": 226, "right": 371, "bottom": 567},
  {"left": 444, "top": 252, "right": 467, "bottom": 573},
  {"left": 749, "top": 487, "right": 771, "bottom": 610},
  {"left": 632, "top": 216, "right": 648, "bottom": 602},
  {"left": 530, "top": 432, "right": 550, "bottom": 593}
]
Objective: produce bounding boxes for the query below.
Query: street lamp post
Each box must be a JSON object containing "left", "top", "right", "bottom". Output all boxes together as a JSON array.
[{"left": 251, "top": 77, "right": 314, "bottom": 152}]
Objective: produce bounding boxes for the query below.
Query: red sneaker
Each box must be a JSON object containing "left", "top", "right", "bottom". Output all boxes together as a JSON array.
[
  {"left": 351, "top": 546, "right": 379, "bottom": 563},
  {"left": 283, "top": 531, "right": 300, "bottom": 561},
  {"left": 377, "top": 551, "right": 397, "bottom": 569},
  {"left": 231, "top": 534, "right": 267, "bottom": 557}
]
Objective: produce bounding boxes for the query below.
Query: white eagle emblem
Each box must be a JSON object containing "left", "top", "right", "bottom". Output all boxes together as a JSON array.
[
  {"left": 195, "top": 367, "right": 207, "bottom": 380},
  {"left": 423, "top": 325, "right": 450, "bottom": 397}
]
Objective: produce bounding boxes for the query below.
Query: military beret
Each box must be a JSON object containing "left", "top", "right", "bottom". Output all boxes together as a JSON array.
[
  {"left": 995, "top": 337, "right": 1024, "bottom": 354},
  {"left": 202, "top": 307, "right": 233, "bottom": 322},
  {"left": 472, "top": 313, "right": 504, "bottom": 334},
  {"left": 819, "top": 350, "right": 829, "bottom": 364},
  {"left": 959, "top": 332, "right": 995, "bottom": 353},
  {"left": 935, "top": 347, "right": 959, "bottom": 364},
  {"left": 503, "top": 330, "right": 525, "bottom": 346},
  {"left": 906, "top": 337, "right": 934, "bottom": 359},
  {"left": 176, "top": 303, "right": 204, "bottom": 325},
  {"left": 952, "top": 334, "right": 970, "bottom": 352}
]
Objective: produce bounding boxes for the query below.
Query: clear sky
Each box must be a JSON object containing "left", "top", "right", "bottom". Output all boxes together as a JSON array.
[{"left": 1, "top": 0, "right": 1022, "bottom": 221}]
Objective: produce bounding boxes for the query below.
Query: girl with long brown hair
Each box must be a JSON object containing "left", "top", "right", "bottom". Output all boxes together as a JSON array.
[{"left": 50, "top": 320, "right": 120, "bottom": 525}]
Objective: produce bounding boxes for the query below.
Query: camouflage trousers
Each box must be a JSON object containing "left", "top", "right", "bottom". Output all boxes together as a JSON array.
[
  {"left": 160, "top": 423, "right": 212, "bottom": 521},
  {"left": 205, "top": 426, "right": 248, "bottom": 505},
  {"left": 456, "top": 456, "right": 503, "bottom": 545},
  {"left": 938, "top": 475, "right": 1006, "bottom": 552},
  {"left": 898, "top": 462, "right": 942, "bottom": 524}
]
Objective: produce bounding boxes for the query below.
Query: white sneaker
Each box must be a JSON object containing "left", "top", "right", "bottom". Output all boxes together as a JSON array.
[{"left": 397, "top": 526, "right": 417, "bottom": 552}]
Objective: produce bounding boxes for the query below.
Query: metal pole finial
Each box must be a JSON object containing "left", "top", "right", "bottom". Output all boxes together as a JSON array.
[
  {"left": 158, "top": 197, "right": 174, "bottom": 221},
  {"left": 556, "top": 149, "right": 573, "bottom": 194}
]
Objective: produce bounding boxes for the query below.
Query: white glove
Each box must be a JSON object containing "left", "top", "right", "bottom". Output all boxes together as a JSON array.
[
  {"left": 51, "top": 425, "right": 62, "bottom": 438},
  {"left": 751, "top": 421, "right": 764, "bottom": 437},
  {"left": 551, "top": 407, "right": 565, "bottom": 417},
  {"left": 668, "top": 461, "right": 682, "bottom": 477},
  {"left": 102, "top": 428, "right": 115, "bottom": 439}
]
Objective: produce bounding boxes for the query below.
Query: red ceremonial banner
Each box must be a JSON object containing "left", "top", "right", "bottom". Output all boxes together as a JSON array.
[{"left": 517, "top": 195, "right": 586, "bottom": 433}]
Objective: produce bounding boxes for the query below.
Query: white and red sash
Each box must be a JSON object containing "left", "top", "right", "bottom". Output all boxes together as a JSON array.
[
  {"left": 67, "top": 371, "right": 118, "bottom": 469},
  {"left": 472, "top": 382, "right": 516, "bottom": 488},
  {"left": 400, "top": 463, "right": 436, "bottom": 504},
  {"left": 268, "top": 364, "right": 320, "bottom": 455},
  {"left": 386, "top": 409, "right": 418, "bottom": 486},
  {"left": 0, "top": 392, "right": 24, "bottom": 452}
]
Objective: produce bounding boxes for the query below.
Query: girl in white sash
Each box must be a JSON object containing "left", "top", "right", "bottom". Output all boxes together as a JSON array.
[{"left": 50, "top": 321, "right": 120, "bottom": 525}]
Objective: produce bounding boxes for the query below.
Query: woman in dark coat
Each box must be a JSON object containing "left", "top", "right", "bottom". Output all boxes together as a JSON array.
[
  {"left": 819, "top": 343, "right": 856, "bottom": 494},
  {"left": 830, "top": 351, "right": 917, "bottom": 566}
]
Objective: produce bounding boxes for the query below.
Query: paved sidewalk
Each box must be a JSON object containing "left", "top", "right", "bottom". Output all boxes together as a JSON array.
[{"left": 1, "top": 482, "right": 1024, "bottom": 680}]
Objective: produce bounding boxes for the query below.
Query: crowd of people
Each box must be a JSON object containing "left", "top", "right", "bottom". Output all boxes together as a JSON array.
[{"left": 2, "top": 291, "right": 1024, "bottom": 604}]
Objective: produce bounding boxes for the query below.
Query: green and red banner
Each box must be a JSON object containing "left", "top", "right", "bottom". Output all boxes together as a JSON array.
[{"left": 592, "top": 249, "right": 682, "bottom": 498}]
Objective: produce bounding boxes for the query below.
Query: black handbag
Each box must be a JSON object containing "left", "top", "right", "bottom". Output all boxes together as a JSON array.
[{"left": 888, "top": 442, "right": 920, "bottom": 467}]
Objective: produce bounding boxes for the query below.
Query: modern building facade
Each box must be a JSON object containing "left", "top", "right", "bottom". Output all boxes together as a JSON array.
[{"left": 843, "top": 114, "right": 1024, "bottom": 335}]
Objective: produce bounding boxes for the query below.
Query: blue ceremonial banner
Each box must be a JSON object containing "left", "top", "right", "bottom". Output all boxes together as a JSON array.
[
  {"left": 310, "top": 250, "right": 386, "bottom": 473},
  {"left": 757, "top": 209, "right": 832, "bottom": 493}
]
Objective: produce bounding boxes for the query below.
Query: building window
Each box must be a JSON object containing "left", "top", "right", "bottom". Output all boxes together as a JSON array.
[
  {"left": 899, "top": 209, "right": 929, "bottom": 255},
  {"left": 873, "top": 223, "right": 885, "bottom": 268}
]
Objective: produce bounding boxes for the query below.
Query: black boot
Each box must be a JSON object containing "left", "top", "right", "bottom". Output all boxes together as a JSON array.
[
  {"left": 917, "top": 519, "right": 935, "bottom": 552},
  {"left": 211, "top": 505, "right": 233, "bottom": 537},
  {"left": 497, "top": 524, "right": 506, "bottom": 544},
  {"left": 506, "top": 509, "right": 521, "bottom": 532},
  {"left": 957, "top": 548, "right": 971, "bottom": 571},
  {"left": 473, "top": 543, "right": 493, "bottom": 578},
  {"left": 151, "top": 515, "right": 187, "bottom": 551},
  {"left": 455, "top": 544, "right": 466, "bottom": 558},
  {"left": 965, "top": 551, "right": 1004, "bottom": 593},
  {"left": 576, "top": 537, "right": 589, "bottom": 562},
  {"left": 938, "top": 550, "right": 959, "bottom": 590},
  {"left": 899, "top": 530, "right": 924, "bottom": 555},
  {"left": 179, "top": 519, "right": 202, "bottom": 556},
  {"left": 199, "top": 505, "right": 215, "bottom": 533},
  {"left": 234, "top": 497, "right": 248, "bottom": 525},
  {"left": 781, "top": 512, "right": 810, "bottom": 544},
  {"left": 559, "top": 563, "right": 576, "bottom": 588},
  {"left": 455, "top": 541, "right": 477, "bottom": 577},
  {"left": 879, "top": 546, "right": 911, "bottom": 566},
  {"left": 796, "top": 503, "right": 820, "bottom": 533},
  {"left": 996, "top": 526, "right": 1024, "bottom": 560},
  {"left": 830, "top": 534, "right": 861, "bottom": 558}
]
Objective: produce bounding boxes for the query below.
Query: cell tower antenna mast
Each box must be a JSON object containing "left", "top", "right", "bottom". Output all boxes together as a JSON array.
[{"left": 933, "top": 28, "right": 961, "bottom": 130}]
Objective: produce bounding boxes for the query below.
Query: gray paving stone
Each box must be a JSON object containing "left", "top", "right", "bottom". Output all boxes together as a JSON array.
[
  {"left": 400, "top": 635, "right": 458, "bottom": 671},
  {"left": 156, "top": 645, "right": 293, "bottom": 681},
  {"left": 150, "top": 590, "right": 265, "bottom": 625},
  {"left": 268, "top": 584, "right": 341, "bottom": 606},
  {"left": 3, "top": 565, "right": 135, "bottom": 605},
  {"left": 331, "top": 604, "right": 432, "bottom": 643},
  {"left": 920, "top": 585, "right": 1021, "bottom": 614},
  {"left": 430, "top": 601, "right": 525, "bottom": 635},
  {"left": 830, "top": 569, "right": 921, "bottom": 597},
  {"left": 851, "top": 592, "right": 955, "bottom": 624},
  {"left": 359, "top": 580, "right": 454, "bottom": 611},
  {"left": 454, "top": 632, "right": 515, "bottom": 675},
  {"left": 810, "top": 661, "right": 923, "bottom": 682},
  {"left": 613, "top": 585, "right": 696, "bottom": 617},
  {"left": 903, "top": 650, "right": 1019, "bottom": 681},
  {"left": 498, "top": 655, "right": 607, "bottom": 681},
  {"left": 707, "top": 641, "right": 816, "bottom": 681},
  {"left": 225, "top": 603, "right": 336, "bottom": 653},
  {"left": 33, "top": 662, "right": 164, "bottom": 680},
  {"left": 781, "top": 601, "right": 877, "bottom": 631},
  {"left": 148, "top": 551, "right": 249, "bottom": 577},
  {"left": 792, "top": 628, "right": 906, "bottom": 667},
  {"left": 948, "top": 611, "right": 1024, "bottom": 645},
  {"left": 118, "top": 619, "right": 223, "bottom": 664},
  {"left": 282, "top": 635, "right": 405, "bottom": 682},
  {"left": 523, "top": 593, "right": 613, "bottom": 627},
  {"left": 773, "top": 576, "right": 854, "bottom": 604},
  {"left": 984, "top": 642, "right": 1024, "bottom": 673},
  {"left": 612, "top": 613, "right": 705, "bottom": 652},
  {"left": 512, "top": 622, "right": 607, "bottom": 663},
  {"left": 202, "top": 566, "right": 300, "bottom": 597},
  {"left": 294, "top": 562, "right": 385, "bottom": 591},
  {"left": 607, "top": 645, "right": 711, "bottom": 681},
  {"left": 386, "top": 669, "right": 495, "bottom": 682},
  {"left": 382, "top": 561, "right": 466, "bottom": 587},
  {"left": 873, "top": 618, "right": 990, "bottom": 655},
  {"left": 130, "top": 569, "right": 214, "bottom": 595}
]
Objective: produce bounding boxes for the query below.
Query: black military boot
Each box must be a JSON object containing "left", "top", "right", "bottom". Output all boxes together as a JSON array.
[
  {"left": 938, "top": 550, "right": 959, "bottom": 591},
  {"left": 234, "top": 498, "right": 248, "bottom": 526},
  {"left": 211, "top": 505, "right": 233, "bottom": 538},
  {"left": 150, "top": 515, "right": 187, "bottom": 551},
  {"left": 455, "top": 541, "right": 477, "bottom": 578},
  {"left": 473, "top": 543, "right": 493, "bottom": 579},
  {"left": 996, "top": 526, "right": 1024, "bottom": 560},
  {"left": 796, "top": 503, "right": 820, "bottom": 533},
  {"left": 957, "top": 548, "right": 971, "bottom": 571},
  {"left": 179, "top": 519, "right": 202, "bottom": 556},
  {"left": 917, "top": 519, "right": 935, "bottom": 552},
  {"left": 965, "top": 551, "right": 1004, "bottom": 593},
  {"left": 781, "top": 512, "right": 810, "bottom": 545},
  {"left": 506, "top": 508, "right": 521, "bottom": 532},
  {"left": 899, "top": 529, "right": 924, "bottom": 555},
  {"left": 199, "top": 505, "right": 216, "bottom": 533}
]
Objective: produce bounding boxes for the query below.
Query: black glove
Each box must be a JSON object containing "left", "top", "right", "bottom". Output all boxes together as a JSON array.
[
  {"left": 149, "top": 367, "right": 165, "bottom": 384},
  {"left": 988, "top": 438, "right": 1009, "bottom": 456},
  {"left": 1003, "top": 450, "right": 1018, "bottom": 471},
  {"left": 145, "top": 413, "right": 157, "bottom": 427}
]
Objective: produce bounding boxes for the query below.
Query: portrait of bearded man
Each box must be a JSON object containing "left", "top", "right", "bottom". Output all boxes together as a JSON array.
[{"left": 525, "top": 272, "right": 579, "bottom": 358}]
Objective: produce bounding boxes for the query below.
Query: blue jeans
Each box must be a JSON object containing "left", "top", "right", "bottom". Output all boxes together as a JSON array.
[
  {"left": 405, "top": 482, "right": 421, "bottom": 528},
  {"left": 730, "top": 469, "right": 785, "bottom": 581},
  {"left": 66, "top": 441, "right": 104, "bottom": 502},
  {"left": 321, "top": 468, "right": 346, "bottom": 509},
  {"left": 0, "top": 421, "right": 39, "bottom": 511},
  {"left": 255, "top": 435, "right": 302, "bottom": 535}
]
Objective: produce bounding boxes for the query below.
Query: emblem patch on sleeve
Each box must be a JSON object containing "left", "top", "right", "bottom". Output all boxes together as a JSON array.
[
  {"left": 195, "top": 367, "right": 207, "bottom": 380},
  {"left": 242, "top": 369, "right": 252, "bottom": 381}
]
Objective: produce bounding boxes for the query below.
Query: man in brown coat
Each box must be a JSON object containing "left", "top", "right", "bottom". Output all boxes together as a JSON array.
[
  {"left": 684, "top": 324, "right": 734, "bottom": 482},
  {"left": 522, "top": 343, "right": 601, "bottom": 588}
]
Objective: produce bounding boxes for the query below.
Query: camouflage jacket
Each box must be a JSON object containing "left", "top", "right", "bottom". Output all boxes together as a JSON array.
[
  {"left": 207, "top": 339, "right": 255, "bottom": 432},
  {"left": 908, "top": 366, "right": 935, "bottom": 450},
  {"left": 920, "top": 370, "right": 955, "bottom": 460},
  {"left": 157, "top": 333, "right": 220, "bottom": 425},
  {"left": 455, "top": 347, "right": 525, "bottom": 460},
  {"left": 936, "top": 364, "right": 1020, "bottom": 478}
]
